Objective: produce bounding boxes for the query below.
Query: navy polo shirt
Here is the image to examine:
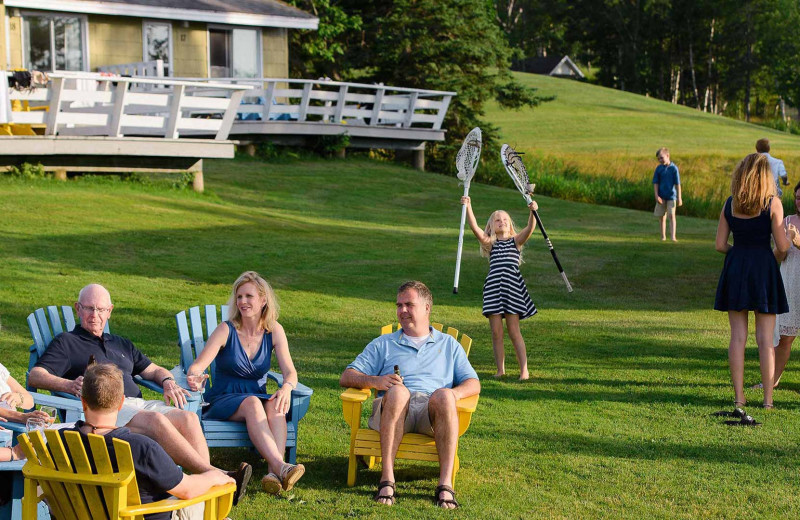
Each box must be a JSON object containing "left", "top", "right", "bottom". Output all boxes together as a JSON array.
[
  {"left": 63, "top": 422, "right": 184, "bottom": 520},
  {"left": 35, "top": 326, "right": 152, "bottom": 398}
]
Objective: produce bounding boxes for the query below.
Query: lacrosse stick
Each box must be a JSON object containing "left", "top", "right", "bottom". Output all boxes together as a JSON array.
[
  {"left": 500, "top": 144, "right": 573, "bottom": 292},
  {"left": 453, "top": 127, "right": 483, "bottom": 294}
]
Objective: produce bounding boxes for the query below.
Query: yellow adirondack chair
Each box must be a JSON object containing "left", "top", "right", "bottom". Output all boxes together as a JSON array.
[
  {"left": 16, "top": 429, "right": 235, "bottom": 520},
  {"left": 340, "top": 323, "right": 479, "bottom": 487}
]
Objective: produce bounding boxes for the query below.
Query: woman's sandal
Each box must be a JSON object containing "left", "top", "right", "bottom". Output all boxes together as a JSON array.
[
  {"left": 374, "top": 481, "right": 396, "bottom": 505},
  {"left": 434, "top": 485, "right": 459, "bottom": 509},
  {"left": 763, "top": 403, "right": 774, "bottom": 410}
]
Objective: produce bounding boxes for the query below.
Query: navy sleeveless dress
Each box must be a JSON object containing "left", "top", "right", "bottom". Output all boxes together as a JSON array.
[
  {"left": 202, "top": 321, "right": 273, "bottom": 420},
  {"left": 482, "top": 237, "right": 537, "bottom": 319},
  {"left": 714, "top": 197, "right": 788, "bottom": 314}
]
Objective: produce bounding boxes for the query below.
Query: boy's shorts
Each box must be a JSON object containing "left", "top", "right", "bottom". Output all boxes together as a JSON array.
[
  {"left": 368, "top": 391, "right": 434, "bottom": 436},
  {"left": 654, "top": 199, "right": 676, "bottom": 217}
]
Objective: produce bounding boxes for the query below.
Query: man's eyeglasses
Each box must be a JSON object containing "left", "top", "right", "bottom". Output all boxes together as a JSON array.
[{"left": 78, "top": 304, "right": 111, "bottom": 315}]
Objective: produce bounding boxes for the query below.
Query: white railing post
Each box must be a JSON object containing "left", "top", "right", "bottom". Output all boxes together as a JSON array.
[
  {"left": 334, "top": 85, "right": 348, "bottom": 123},
  {"left": 107, "top": 81, "right": 128, "bottom": 136},
  {"left": 45, "top": 77, "right": 65, "bottom": 135},
  {"left": 297, "top": 83, "right": 312, "bottom": 122},
  {"left": 370, "top": 88, "right": 385, "bottom": 126},
  {"left": 262, "top": 81, "right": 275, "bottom": 121},
  {"left": 403, "top": 92, "right": 418, "bottom": 128},
  {"left": 216, "top": 89, "right": 246, "bottom": 140},
  {"left": 165, "top": 84, "right": 185, "bottom": 139},
  {"left": 433, "top": 95, "right": 452, "bottom": 130}
]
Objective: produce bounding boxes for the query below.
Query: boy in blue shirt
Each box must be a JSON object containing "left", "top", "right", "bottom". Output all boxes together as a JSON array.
[{"left": 653, "top": 147, "right": 682, "bottom": 241}]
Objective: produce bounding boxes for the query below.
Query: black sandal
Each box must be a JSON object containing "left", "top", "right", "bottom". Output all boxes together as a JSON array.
[
  {"left": 374, "top": 481, "right": 396, "bottom": 505},
  {"left": 434, "top": 485, "right": 459, "bottom": 509}
]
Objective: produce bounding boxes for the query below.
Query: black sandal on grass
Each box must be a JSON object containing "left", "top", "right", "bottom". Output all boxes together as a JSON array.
[
  {"left": 374, "top": 481, "right": 396, "bottom": 505},
  {"left": 724, "top": 413, "right": 761, "bottom": 426},
  {"left": 434, "top": 485, "right": 459, "bottom": 509}
]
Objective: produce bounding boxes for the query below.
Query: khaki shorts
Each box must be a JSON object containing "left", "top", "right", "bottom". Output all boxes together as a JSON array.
[
  {"left": 115, "top": 397, "right": 178, "bottom": 427},
  {"left": 368, "top": 391, "right": 434, "bottom": 436},
  {"left": 654, "top": 199, "right": 676, "bottom": 217}
]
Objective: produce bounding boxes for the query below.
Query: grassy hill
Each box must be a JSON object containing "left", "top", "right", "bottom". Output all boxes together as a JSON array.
[
  {"left": 485, "top": 73, "right": 800, "bottom": 217},
  {"left": 1, "top": 158, "right": 798, "bottom": 518}
]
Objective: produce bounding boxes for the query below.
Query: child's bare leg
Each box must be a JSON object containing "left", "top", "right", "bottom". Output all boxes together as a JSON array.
[
  {"left": 489, "top": 314, "right": 505, "bottom": 377},
  {"left": 504, "top": 314, "right": 529, "bottom": 380},
  {"left": 669, "top": 206, "right": 677, "bottom": 241},
  {"left": 728, "top": 311, "right": 748, "bottom": 406},
  {"left": 659, "top": 214, "right": 667, "bottom": 240},
  {"left": 775, "top": 335, "right": 795, "bottom": 387}
]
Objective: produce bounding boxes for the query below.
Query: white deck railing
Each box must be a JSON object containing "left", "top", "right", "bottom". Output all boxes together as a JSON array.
[
  {"left": 178, "top": 77, "right": 455, "bottom": 130},
  {"left": 6, "top": 71, "right": 251, "bottom": 140}
]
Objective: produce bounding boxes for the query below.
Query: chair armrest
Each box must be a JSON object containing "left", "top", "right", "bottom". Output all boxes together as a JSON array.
[
  {"left": 266, "top": 371, "right": 313, "bottom": 397},
  {"left": 31, "top": 393, "right": 84, "bottom": 412},
  {"left": 455, "top": 394, "right": 479, "bottom": 414},
  {"left": 134, "top": 375, "right": 164, "bottom": 394},
  {"left": 119, "top": 483, "right": 235, "bottom": 517},
  {"left": 340, "top": 388, "right": 371, "bottom": 403}
]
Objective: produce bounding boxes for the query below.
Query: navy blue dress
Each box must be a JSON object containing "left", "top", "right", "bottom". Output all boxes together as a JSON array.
[
  {"left": 202, "top": 321, "right": 273, "bottom": 420},
  {"left": 714, "top": 197, "right": 788, "bottom": 313}
]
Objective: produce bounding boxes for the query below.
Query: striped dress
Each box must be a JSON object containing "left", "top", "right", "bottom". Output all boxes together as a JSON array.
[{"left": 482, "top": 237, "right": 537, "bottom": 319}]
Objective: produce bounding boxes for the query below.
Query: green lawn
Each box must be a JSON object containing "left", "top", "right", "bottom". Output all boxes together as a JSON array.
[
  {"left": 485, "top": 73, "right": 800, "bottom": 212},
  {"left": 1, "top": 157, "right": 798, "bottom": 519}
]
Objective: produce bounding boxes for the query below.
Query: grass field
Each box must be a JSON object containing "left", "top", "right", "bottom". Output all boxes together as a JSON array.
[
  {"left": 1, "top": 157, "right": 799, "bottom": 519},
  {"left": 485, "top": 73, "right": 800, "bottom": 218}
]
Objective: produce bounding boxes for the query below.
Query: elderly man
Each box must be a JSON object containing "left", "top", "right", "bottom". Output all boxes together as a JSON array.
[
  {"left": 340, "top": 281, "right": 480, "bottom": 510},
  {"left": 28, "top": 284, "right": 251, "bottom": 504}
]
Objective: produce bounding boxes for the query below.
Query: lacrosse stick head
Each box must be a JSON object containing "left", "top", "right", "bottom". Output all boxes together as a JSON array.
[
  {"left": 456, "top": 127, "right": 482, "bottom": 186},
  {"left": 500, "top": 144, "right": 533, "bottom": 204}
]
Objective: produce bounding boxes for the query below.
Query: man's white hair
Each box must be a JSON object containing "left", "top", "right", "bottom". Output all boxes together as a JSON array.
[{"left": 77, "top": 284, "right": 113, "bottom": 305}]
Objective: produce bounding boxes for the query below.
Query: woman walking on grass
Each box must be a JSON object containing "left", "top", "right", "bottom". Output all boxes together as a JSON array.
[
  {"left": 461, "top": 195, "right": 538, "bottom": 380},
  {"left": 714, "top": 153, "right": 795, "bottom": 409},
  {"left": 767, "top": 181, "right": 800, "bottom": 390}
]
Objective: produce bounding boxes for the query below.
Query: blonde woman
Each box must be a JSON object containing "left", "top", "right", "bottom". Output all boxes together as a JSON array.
[
  {"left": 461, "top": 195, "right": 538, "bottom": 380},
  {"left": 187, "top": 271, "right": 304, "bottom": 495},
  {"left": 714, "top": 154, "right": 796, "bottom": 409}
]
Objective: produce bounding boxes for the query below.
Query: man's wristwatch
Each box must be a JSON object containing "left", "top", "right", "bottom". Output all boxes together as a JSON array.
[{"left": 160, "top": 376, "right": 175, "bottom": 387}]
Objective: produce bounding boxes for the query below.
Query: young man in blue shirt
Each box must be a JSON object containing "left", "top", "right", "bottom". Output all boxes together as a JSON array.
[
  {"left": 653, "top": 147, "right": 682, "bottom": 241},
  {"left": 340, "top": 281, "right": 480, "bottom": 510}
]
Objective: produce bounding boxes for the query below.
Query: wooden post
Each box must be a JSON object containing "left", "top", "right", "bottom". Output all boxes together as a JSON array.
[
  {"left": 191, "top": 160, "right": 204, "bottom": 193},
  {"left": 413, "top": 149, "right": 425, "bottom": 171},
  {"left": 54, "top": 169, "right": 67, "bottom": 181},
  {"left": 239, "top": 143, "right": 256, "bottom": 156}
]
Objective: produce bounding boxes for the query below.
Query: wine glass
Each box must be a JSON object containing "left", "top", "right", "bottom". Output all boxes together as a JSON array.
[
  {"left": 40, "top": 406, "right": 58, "bottom": 424},
  {"left": 26, "top": 417, "right": 47, "bottom": 434},
  {"left": 187, "top": 372, "right": 209, "bottom": 407}
]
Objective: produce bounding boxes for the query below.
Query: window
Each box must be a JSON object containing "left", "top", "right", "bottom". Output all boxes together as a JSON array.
[
  {"left": 23, "top": 13, "right": 86, "bottom": 71},
  {"left": 208, "top": 27, "right": 260, "bottom": 78},
  {"left": 143, "top": 22, "right": 172, "bottom": 76}
]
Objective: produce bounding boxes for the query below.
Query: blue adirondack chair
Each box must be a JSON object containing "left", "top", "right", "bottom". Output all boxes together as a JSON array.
[
  {"left": 25, "top": 305, "right": 165, "bottom": 421},
  {"left": 175, "top": 305, "right": 313, "bottom": 464}
]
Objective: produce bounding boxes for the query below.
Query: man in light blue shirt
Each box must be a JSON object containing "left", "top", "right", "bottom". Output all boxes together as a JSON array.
[
  {"left": 340, "top": 281, "right": 480, "bottom": 510},
  {"left": 756, "top": 138, "right": 789, "bottom": 196}
]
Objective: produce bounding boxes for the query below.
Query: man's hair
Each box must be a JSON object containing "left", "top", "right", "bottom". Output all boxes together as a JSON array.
[
  {"left": 82, "top": 363, "right": 124, "bottom": 411},
  {"left": 77, "top": 284, "right": 113, "bottom": 305},
  {"left": 398, "top": 281, "right": 432, "bottom": 306},
  {"left": 656, "top": 147, "right": 669, "bottom": 158},
  {"left": 756, "top": 138, "right": 770, "bottom": 153}
]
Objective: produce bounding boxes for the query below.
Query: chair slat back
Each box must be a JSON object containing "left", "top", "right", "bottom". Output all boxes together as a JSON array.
[
  {"left": 445, "top": 326, "right": 458, "bottom": 340},
  {"left": 19, "top": 429, "right": 140, "bottom": 520},
  {"left": 63, "top": 432, "right": 107, "bottom": 519},
  {"left": 431, "top": 322, "right": 444, "bottom": 332},
  {"left": 176, "top": 310, "right": 193, "bottom": 369},
  {"left": 177, "top": 305, "right": 225, "bottom": 377},
  {"left": 459, "top": 334, "right": 472, "bottom": 357}
]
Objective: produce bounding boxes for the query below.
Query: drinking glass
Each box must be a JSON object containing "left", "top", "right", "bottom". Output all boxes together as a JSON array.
[
  {"left": 40, "top": 406, "right": 58, "bottom": 424},
  {"left": 187, "top": 372, "right": 209, "bottom": 406},
  {"left": 26, "top": 417, "right": 47, "bottom": 434}
]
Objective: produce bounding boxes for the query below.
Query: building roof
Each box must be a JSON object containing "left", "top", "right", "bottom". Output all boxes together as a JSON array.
[
  {"left": 512, "top": 55, "right": 584, "bottom": 79},
  {"left": 6, "top": 0, "right": 319, "bottom": 29}
]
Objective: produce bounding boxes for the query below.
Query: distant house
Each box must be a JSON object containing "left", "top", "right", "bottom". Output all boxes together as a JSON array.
[
  {"left": 0, "top": 0, "right": 318, "bottom": 78},
  {"left": 512, "top": 55, "right": 584, "bottom": 80}
]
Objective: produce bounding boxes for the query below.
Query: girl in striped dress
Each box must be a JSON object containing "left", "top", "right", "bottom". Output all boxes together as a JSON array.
[{"left": 462, "top": 195, "right": 538, "bottom": 380}]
